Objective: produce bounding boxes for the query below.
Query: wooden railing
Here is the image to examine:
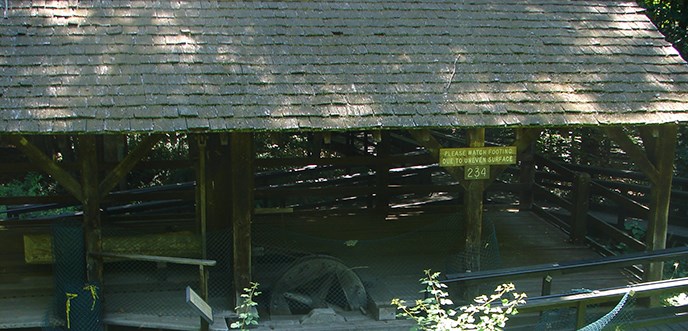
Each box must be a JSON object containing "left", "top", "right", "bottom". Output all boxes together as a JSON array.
[
  {"left": 443, "top": 246, "right": 688, "bottom": 293},
  {"left": 518, "top": 278, "right": 688, "bottom": 330},
  {"left": 533, "top": 155, "right": 650, "bottom": 253},
  {"left": 443, "top": 247, "right": 688, "bottom": 329}
]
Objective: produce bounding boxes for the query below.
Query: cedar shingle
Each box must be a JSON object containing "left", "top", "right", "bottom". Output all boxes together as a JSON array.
[{"left": 1, "top": 0, "right": 688, "bottom": 133}]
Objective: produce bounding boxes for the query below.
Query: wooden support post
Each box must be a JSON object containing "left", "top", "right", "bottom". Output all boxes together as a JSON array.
[
  {"left": 375, "top": 131, "right": 390, "bottom": 216},
  {"left": 193, "top": 134, "right": 210, "bottom": 331},
  {"left": 79, "top": 135, "right": 103, "bottom": 283},
  {"left": 231, "top": 133, "right": 254, "bottom": 303},
  {"left": 196, "top": 135, "right": 208, "bottom": 260},
  {"left": 644, "top": 125, "right": 677, "bottom": 285},
  {"left": 605, "top": 125, "right": 678, "bottom": 296},
  {"left": 571, "top": 172, "right": 591, "bottom": 244},
  {"left": 199, "top": 264, "right": 209, "bottom": 331},
  {"left": 541, "top": 275, "right": 553, "bottom": 296},
  {"left": 311, "top": 132, "right": 323, "bottom": 157},
  {"left": 102, "top": 135, "right": 127, "bottom": 191},
  {"left": 517, "top": 128, "right": 537, "bottom": 210},
  {"left": 464, "top": 128, "right": 485, "bottom": 272},
  {"left": 575, "top": 301, "right": 587, "bottom": 329},
  {"left": 203, "top": 134, "right": 233, "bottom": 231}
]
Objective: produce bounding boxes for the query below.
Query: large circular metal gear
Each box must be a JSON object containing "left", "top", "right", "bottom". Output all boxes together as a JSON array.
[{"left": 269, "top": 255, "right": 367, "bottom": 315}]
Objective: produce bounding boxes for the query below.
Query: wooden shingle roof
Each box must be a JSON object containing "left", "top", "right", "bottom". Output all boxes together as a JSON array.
[{"left": 1, "top": 0, "right": 688, "bottom": 133}]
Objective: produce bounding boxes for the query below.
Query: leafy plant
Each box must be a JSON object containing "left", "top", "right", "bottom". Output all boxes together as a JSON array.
[
  {"left": 0, "top": 172, "right": 77, "bottom": 219},
  {"left": 0, "top": 172, "right": 48, "bottom": 197},
  {"left": 638, "top": 0, "right": 688, "bottom": 60},
  {"left": 391, "top": 269, "right": 526, "bottom": 331},
  {"left": 665, "top": 292, "right": 688, "bottom": 306},
  {"left": 230, "top": 282, "right": 261, "bottom": 330},
  {"left": 624, "top": 219, "right": 646, "bottom": 241}
]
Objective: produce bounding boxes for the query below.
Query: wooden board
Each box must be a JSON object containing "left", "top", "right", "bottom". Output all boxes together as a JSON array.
[
  {"left": 24, "top": 231, "right": 201, "bottom": 264},
  {"left": 186, "top": 286, "right": 214, "bottom": 323}
]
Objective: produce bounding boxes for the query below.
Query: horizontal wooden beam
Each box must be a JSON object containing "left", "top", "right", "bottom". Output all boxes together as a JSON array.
[
  {"left": 255, "top": 154, "right": 434, "bottom": 168},
  {"left": 0, "top": 160, "right": 193, "bottom": 174},
  {"left": 93, "top": 252, "right": 216, "bottom": 267}
]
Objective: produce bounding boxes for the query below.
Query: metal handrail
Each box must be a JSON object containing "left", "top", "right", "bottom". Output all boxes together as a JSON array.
[{"left": 443, "top": 246, "right": 688, "bottom": 287}]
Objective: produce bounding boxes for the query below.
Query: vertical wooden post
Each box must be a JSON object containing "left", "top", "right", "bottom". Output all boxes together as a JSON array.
[
  {"left": 575, "top": 302, "right": 587, "bottom": 329},
  {"left": 571, "top": 172, "right": 591, "bottom": 244},
  {"left": 204, "top": 134, "right": 233, "bottom": 230},
  {"left": 375, "top": 131, "right": 390, "bottom": 216},
  {"left": 194, "top": 134, "right": 211, "bottom": 331},
  {"left": 644, "top": 125, "right": 677, "bottom": 284},
  {"left": 311, "top": 132, "right": 323, "bottom": 157},
  {"left": 231, "top": 133, "right": 254, "bottom": 303},
  {"left": 79, "top": 135, "right": 103, "bottom": 283},
  {"left": 102, "top": 135, "right": 127, "bottom": 191},
  {"left": 196, "top": 135, "right": 208, "bottom": 261},
  {"left": 464, "top": 128, "right": 485, "bottom": 272},
  {"left": 517, "top": 129, "right": 536, "bottom": 210},
  {"left": 541, "top": 275, "right": 553, "bottom": 296}
]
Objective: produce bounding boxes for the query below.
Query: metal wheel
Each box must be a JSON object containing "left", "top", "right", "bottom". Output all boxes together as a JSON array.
[{"left": 269, "top": 255, "right": 367, "bottom": 315}]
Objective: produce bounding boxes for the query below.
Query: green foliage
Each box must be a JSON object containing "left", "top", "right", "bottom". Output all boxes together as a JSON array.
[
  {"left": 624, "top": 220, "right": 646, "bottom": 241},
  {"left": 0, "top": 172, "right": 76, "bottom": 219},
  {"left": 126, "top": 134, "right": 193, "bottom": 188},
  {"left": 662, "top": 260, "right": 688, "bottom": 306},
  {"left": 230, "top": 282, "right": 261, "bottom": 330},
  {"left": 675, "top": 126, "right": 688, "bottom": 177},
  {"left": 537, "top": 128, "right": 618, "bottom": 168},
  {"left": 0, "top": 172, "right": 48, "bottom": 197},
  {"left": 256, "top": 133, "right": 312, "bottom": 159},
  {"left": 391, "top": 270, "right": 526, "bottom": 331},
  {"left": 665, "top": 292, "right": 688, "bottom": 306},
  {"left": 638, "top": 0, "right": 688, "bottom": 59}
]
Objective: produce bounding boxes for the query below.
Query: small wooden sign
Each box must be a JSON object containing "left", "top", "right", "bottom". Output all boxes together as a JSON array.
[
  {"left": 186, "top": 286, "right": 214, "bottom": 323},
  {"left": 439, "top": 146, "right": 517, "bottom": 167}
]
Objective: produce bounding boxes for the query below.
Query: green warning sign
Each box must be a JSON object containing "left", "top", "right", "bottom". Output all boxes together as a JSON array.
[{"left": 439, "top": 146, "right": 517, "bottom": 167}]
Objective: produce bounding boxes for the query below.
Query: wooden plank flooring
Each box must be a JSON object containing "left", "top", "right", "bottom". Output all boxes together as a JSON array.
[{"left": 489, "top": 207, "right": 636, "bottom": 297}]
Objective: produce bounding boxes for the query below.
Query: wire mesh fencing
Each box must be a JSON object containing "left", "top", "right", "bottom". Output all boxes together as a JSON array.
[
  {"left": 99, "top": 227, "right": 233, "bottom": 320},
  {"left": 48, "top": 219, "right": 103, "bottom": 331},
  {"left": 535, "top": 290, "right": 636, "bottom": 331},
  {"left": 251, "top": 213, "right": 502, "bottom": 318}
]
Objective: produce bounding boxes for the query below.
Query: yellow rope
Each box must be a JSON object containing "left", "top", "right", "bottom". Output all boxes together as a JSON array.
[
  {"left": 83, "top": 285, "right": 99, "bottom": 311},
  {"left": 65, "top": 292, "right": 78, "bottom": 329}
]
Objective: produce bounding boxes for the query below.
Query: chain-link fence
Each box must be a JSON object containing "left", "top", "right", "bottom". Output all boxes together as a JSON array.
[
  {"left": 100, "top": 227, "right": 234, "bottom": 320},
  {"left": 47, "top": 219, "right": 103, "bottom": 331},
  {"left": 252, "top": 213, "right": 502, "bottom": 318},
  {"left": 535, "top": 290, "right": 636, "bottom": 331}
]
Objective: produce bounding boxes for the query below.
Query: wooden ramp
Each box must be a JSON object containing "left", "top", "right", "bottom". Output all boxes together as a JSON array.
[{"left": 489, "top": 207, "right": 635, "bottom": 297}]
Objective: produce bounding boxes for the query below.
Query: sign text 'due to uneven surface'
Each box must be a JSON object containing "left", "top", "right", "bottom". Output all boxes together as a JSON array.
[{"left": 439, "top": 146, "right": 517, "bottom": 167}]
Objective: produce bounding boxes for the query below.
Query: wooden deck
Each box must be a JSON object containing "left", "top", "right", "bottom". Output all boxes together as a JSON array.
[
  {"left": 0, "top": 207, "right": 686, "bottom": 330},
  {"left": 490, "top": 207, "right": 635, "bottom": 296}
]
